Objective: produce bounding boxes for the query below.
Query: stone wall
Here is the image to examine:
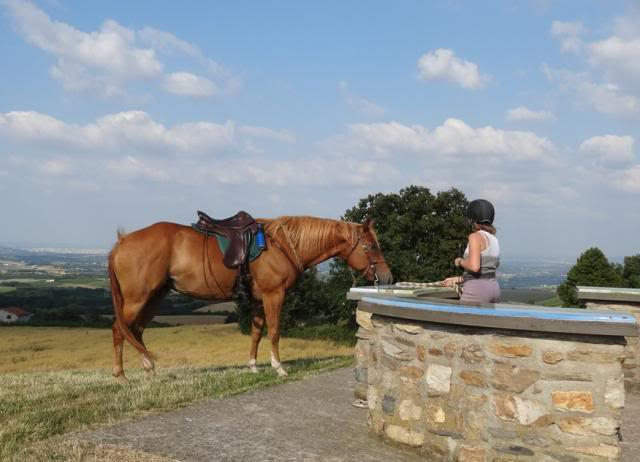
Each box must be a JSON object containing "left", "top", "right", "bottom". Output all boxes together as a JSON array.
[
  {"left": 354, "top": 309, "right": 626, "bottom": 461},
  {"left": 585, "top": 301, "right": 640, "bottom": 393}
]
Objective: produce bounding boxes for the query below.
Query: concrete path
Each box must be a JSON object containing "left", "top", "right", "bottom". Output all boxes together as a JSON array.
[
  {"left": 81, "top": 368, "right": 423, "bottom": 461},
  {"left": 81, "top": 368, "right": 640, "bottom": 461}
]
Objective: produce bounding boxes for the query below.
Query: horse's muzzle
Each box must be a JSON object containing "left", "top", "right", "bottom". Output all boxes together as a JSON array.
[{"left": 374, "top": 264, "right": 393, "bottom": 286}]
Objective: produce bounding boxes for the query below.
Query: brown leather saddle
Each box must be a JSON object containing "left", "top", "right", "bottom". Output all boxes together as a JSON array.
[{"left": 193, "top": 210, "right": 260, "bottom": 269}]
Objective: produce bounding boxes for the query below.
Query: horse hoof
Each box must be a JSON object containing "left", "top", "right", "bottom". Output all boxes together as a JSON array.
[
  {"left": 114, "top": 374, "right": 129, "bottom": 385},
  {"left": 144, "top": 369, "right": 156, "bottom": 379},
  {"left": 276, "top": 367, "right": 288, "bottom": 378},
  {"left": 249, "top": 365, "right": 259, "bottom": 374}
]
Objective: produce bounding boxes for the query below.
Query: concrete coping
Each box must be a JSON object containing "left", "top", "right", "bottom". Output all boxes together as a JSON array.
[
  {"left": 357, "top": 294, "right": 639, "bottom": 337},
  {"left": 347, "top": 285, "right": 458, "bottom": 301},
  {"left": 577, "top": 285, "right": 640, "bottom": 303}
]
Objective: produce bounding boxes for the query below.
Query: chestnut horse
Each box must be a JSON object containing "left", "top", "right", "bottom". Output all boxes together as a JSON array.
[{"left": 109, "top": 216, "right": 392, "bottom": 382}]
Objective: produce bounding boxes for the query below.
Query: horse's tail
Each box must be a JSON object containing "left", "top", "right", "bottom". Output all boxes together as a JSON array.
[
  {"left": 109, "top": 241, "right": 157, "bottom": 360},
  {"left": 116, "top": 227, "right": 127, "bottom": 241}
]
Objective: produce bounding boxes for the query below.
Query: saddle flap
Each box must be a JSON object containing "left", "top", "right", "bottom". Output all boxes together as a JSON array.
[{"left": 222, "top": 229, "right": 251, "bottom": 269}]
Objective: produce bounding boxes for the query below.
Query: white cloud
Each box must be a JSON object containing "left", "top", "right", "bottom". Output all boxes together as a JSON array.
[
  {"left": 588, "top": 35, "right": 640, "bottom": 87},
  {"left": 3, "top": 0, "right": 235, "bottom": 98},
  {"left": 506, "top": 106, "right": 556, "bottom": 122},
  {"left": 543, "top": 65, "right": 639, "bottom": 115},
  {"left": 338, "top": 81, "right": 385, "bottom": 117},
  {"left": 417, "top": 49, "right": 488, "bottom": 89},
  {"left": 549, "top": 12, "right": 640, "bottom": 115},
  {"left": 138, "top": 26, "right": 200, "bottom": 57},
  {"left": 106, "top": 156, "right": 169, "bottom": 181},
  {"left": 238, "top": 158, "right": 398, "bottom": 187},
  {"left": 345, "top": 118, "right": 554, "bottom": 160},
  {"left": 579, "top": 134, "right": 635, "bottom": 163},
  {"left": 138, "top": 26, "right": 231, "bottom": 79},
  {"left": 163, "top": 72, "right": 218, "bottom": 98},
  {"left": 238, "top": 126, "right": 296, "bottom": 144},
  {"left": 0, "top": 110, "right": 293, "bottom": 156},
  {"left": 577, "top": 80, "right": 639, "bottom": 115},
  {"left": 551, "top": 20, "right": 587, "bottom": 53},
  {"left": 37, "top": 157, "right": 72, "bottom": 175},
  {"left": 617, "top": 165, "right": 640, "bottom": 192}
]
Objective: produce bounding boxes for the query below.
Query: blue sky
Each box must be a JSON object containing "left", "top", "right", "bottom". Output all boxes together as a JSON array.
[{"left": 0, "top": 0, "right": 639, "bottom": 260}]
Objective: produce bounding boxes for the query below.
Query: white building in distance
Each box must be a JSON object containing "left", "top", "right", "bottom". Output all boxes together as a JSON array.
[{"left": 0, "top": 307, "right": 32, "bottom": 323}]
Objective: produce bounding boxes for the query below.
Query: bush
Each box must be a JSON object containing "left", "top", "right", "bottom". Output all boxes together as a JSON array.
[
  {"left": 284, "top": 324, "right": 357, "bottom": 346},
  {"left": 623, "top": 254, "right": 640, "bottom": 288},
  {"left": 557, "top": 247, "right": 626, "bottom": 307}
]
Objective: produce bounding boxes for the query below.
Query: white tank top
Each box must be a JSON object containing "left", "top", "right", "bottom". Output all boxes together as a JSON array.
[{"left": 462, "top": 230, "right": 500, "bottom": 280}]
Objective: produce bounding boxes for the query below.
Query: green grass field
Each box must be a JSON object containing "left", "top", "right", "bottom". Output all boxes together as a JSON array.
[
  {"left": 0, "top": 286, "right": 16, "bottom": 294},
  {"left": 536, "top": 295, "right": 563, "bottom": 307},
  {"left": 54, "top": 277, "right": 109, "bottom": 289},
  {"left": 0, "top": 325, "right": 354, "bottom": 461}
]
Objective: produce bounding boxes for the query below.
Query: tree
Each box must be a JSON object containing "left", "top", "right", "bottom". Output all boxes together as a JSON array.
[
  {"left": 623, "top": 254, "right": 640, "bottom": 288},
  {"left": 557, "top": 247, "right": 626, "bottom": 307}
]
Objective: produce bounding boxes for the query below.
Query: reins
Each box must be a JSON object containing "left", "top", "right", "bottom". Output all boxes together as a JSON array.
[{"left": 345, "top": 230, "right": 385, "bottom": 287}]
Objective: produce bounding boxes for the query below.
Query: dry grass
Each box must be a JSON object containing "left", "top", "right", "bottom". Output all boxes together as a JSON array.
[
  {"left": 12, "top": 437, "right": 176, "bottom": 462},
  {"left": 1, "top": 357, "right": 352, "bottom": 460},
  {"left": 0, "top": 325, "right": 354, "bottom": 460},
  {"left": 0, "top": 324, "right": 353, "bottom": 374}
]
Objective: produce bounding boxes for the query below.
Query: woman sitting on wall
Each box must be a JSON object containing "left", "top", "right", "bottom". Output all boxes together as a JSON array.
[{"left": 441, "top": 199, "right": 501, "bottom": 303}]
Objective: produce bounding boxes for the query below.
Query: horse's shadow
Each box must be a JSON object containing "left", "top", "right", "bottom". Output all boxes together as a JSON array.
[{"left": 192, "top": 355, "right": 347, "bottom": 375}]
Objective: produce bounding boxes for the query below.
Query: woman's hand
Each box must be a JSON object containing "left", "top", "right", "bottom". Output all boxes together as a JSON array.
[
  {"left": 441, "top": 277, "right": 460, "bottom": 287},
  {"left": 454, "top": 257, "right": 464, "bottom": 267}
]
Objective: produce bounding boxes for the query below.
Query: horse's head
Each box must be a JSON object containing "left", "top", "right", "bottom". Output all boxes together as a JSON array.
[{"left": 345, "top": 218, "right": 393, "bottom": 285}]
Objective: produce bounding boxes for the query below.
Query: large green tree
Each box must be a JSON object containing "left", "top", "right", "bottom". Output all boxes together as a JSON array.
[{"left": 557, "top": 247, "right": 626, "bottom": 306}]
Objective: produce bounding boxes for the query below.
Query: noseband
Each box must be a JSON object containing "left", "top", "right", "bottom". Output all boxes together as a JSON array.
[{"left": 346, "top": 233, "right": 386, "bottom": 284}]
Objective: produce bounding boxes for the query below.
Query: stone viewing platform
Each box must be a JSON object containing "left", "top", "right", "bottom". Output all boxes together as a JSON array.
[
  {"left": 352, "top": 285, "right": 638, "bottom": 461},
  {"left": 578, "top": 286, "right": 640, "bottom": 392}
]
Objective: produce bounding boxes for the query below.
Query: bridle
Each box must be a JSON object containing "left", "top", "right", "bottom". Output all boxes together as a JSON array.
[{"left": 346, "top": 232, "right": 386, "bottom": 286}]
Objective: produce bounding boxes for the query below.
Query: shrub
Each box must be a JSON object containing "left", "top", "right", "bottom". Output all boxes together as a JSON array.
[{"left": 557, "top": 247, "right": 626, "bottom": 307}]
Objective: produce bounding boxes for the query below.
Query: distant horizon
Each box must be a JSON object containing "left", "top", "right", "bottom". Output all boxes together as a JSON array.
[{"left": 1, "top": 241, "right": 628, "bottom": 263}]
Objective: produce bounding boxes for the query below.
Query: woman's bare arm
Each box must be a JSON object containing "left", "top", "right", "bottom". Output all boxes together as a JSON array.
[{"left": 455, "top": 232, "right": 483, "bottom": 273}]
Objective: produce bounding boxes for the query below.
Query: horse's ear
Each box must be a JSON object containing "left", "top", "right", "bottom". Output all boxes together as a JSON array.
[{"left": 363, "top": 217, "right": 375, "bottom": 230}]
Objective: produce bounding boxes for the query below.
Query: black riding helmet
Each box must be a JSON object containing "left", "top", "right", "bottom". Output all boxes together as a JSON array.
[{"left": 467, "top": 199, "right": 495, "bottom": 225}]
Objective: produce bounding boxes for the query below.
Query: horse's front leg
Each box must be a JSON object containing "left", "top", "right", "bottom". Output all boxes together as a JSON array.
[
  {"left": 248, "top": 301, "right": 265, "bottom": 373},
  {"left": 263, "top": 289, "right": 287, "bottom": 377}
]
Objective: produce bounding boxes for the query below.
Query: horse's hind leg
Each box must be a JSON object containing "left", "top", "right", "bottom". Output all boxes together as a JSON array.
[
  {"left": 134, "top": 286, "right": 170, "bottom": 377},
  {"left": 132, "top": 326, "right": 154, "bottom": 377},
  {"left": 248, "top": 302, "right": 265, "bottom": 373},
  {"left": 112, "top": 299, "right": 146, "bottom": 383},
  {"left": 112, "top": 322, "right": 128, "bottom": 384}
]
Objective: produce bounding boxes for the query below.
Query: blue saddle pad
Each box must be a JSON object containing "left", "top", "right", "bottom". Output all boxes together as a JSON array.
[{"left": 214, "top": 233, "right": 264, "bottom": 262}]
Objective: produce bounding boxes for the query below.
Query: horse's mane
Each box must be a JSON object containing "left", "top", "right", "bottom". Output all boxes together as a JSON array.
[{"left": 264, "top": 216, "right": 358, "bottom": 254}]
